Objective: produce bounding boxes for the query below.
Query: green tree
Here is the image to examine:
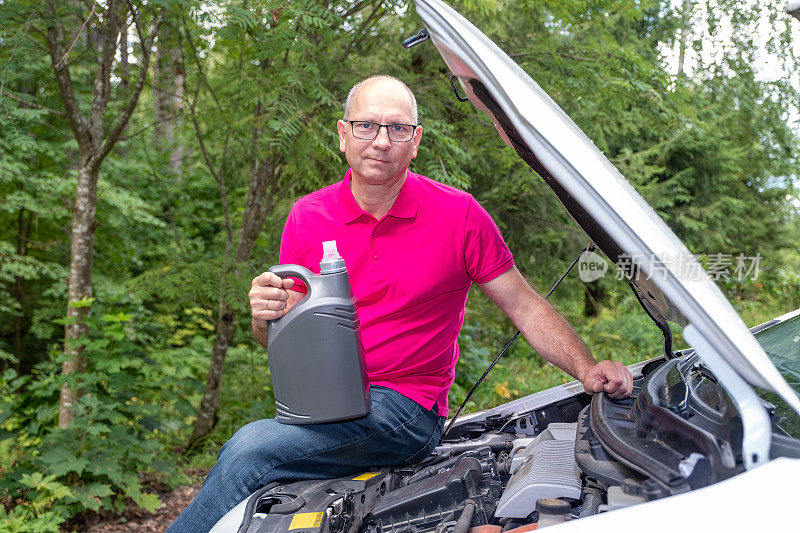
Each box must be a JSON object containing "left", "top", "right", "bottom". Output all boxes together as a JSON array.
[{"left": 34, "top": 0, "right": 166, "bottom": 427}]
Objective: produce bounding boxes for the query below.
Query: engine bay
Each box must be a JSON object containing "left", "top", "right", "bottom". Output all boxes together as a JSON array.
[{"left": 232, "top": 353, "right": 799, "bottom": 532}]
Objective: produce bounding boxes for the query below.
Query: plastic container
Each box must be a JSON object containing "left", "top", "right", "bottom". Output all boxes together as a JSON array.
[
  {"left": 267, "top": 241, "right": 370, "bottom": 424},
  {"left": 535, "top": 498, "right": 570, "bottom": 528}
]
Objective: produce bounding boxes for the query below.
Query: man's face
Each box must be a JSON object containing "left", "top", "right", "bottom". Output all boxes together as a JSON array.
[{"left": 337, "top": 79, "right": 423, "bottom": 187}]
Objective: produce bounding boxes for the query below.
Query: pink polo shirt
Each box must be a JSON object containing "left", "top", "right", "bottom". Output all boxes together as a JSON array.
[{"left": 279, "top": 169, "right": 514, "bottom": 416}]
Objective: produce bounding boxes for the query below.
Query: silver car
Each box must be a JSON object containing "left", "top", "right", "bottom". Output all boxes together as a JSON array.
[{"left": 213, "top": 1, "right": 800, "bottom": 530}]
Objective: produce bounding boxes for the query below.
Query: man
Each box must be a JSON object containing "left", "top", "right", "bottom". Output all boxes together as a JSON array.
[{"left": 169, "top": 75, "right": 632, "bottom": 532}]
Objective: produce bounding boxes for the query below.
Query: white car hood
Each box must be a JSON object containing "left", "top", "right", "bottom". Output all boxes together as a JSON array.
[
  {"left": 788, "top": 2, "right": 800, "bottom": 20},
  {"left": 414, "top": 0, "right": 800, "bottom": 416}
]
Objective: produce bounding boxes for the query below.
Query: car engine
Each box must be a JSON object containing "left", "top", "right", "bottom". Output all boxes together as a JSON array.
[{"left": 227, "top": 353, "right": 799, "bottom": 532}]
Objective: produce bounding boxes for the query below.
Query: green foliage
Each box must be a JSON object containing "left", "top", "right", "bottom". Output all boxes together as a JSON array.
[
  {"left": 0, "top": 18, "right": 73, "bottom": 368},
  {"left": 200, "top": 342, "right": 276, "bottom": 447},
  {"left": 0, "top": 304, "right": 175, "bottom": 526},
  {"left": 1, "top": 0, "right": 799, "bottom": 525}
]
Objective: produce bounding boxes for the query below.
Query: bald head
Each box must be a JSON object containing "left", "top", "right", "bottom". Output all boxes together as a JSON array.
[{"left": 343, "top": 75, "right": 418, "bottom": 124}]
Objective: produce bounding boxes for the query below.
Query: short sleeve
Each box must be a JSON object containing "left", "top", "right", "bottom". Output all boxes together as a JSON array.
[
  {"left": 464, "top": 197, "right": 514, "bottom": 284},
  {"left": 279, "top": 206, "right": 300, "bottom": 264},
  {"left": 278, "top": 206, "right": 309, "bottom": 294}
]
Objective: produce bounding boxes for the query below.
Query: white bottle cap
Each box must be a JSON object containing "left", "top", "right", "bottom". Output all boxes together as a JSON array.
[
  {"left": 322, "top": 240, "right": 342, "bottom": 262},
  {"left": 320, "top": 240, "right": 346, "bottom": 273}
]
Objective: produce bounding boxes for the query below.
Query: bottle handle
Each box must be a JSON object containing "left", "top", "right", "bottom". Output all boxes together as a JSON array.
[{"left": 267, "top": 264, "right": 314, "bottom": 319}]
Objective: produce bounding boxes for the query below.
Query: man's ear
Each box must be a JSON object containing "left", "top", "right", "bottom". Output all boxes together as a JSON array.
[
  {"left": 337, "top": 120, "right": 347, "bottom": 153},
  {"left": 410, "top": 125, "right": 423, "bottom": 159}
]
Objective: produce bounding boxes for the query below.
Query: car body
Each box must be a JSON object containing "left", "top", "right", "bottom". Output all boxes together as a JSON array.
[
  {"left": 789, "top": 2, "right": 800, "bottom": 21},
  {"left": 212, "top": 1, "right": 800, "bottom": 530}
]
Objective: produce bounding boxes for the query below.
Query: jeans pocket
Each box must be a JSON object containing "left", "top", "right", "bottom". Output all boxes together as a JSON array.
[{"left": 400, "top": 411, "right": 445, "bottom": 466}]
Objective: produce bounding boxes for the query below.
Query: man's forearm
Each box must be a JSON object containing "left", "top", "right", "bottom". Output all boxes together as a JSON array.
[
  {"left": 480, "top": 268, "right": 632, "bottom": 398},
  {"left": 252, "top": 319, "right": 269, "bottom": 349},
  {"left": 514, "top": 293, "right": 595, "bottom": 382},
  {"left": 516, "top": 293, "right": 634, "bottom": 398},
  {"left": 479, "top": 267, "right": 596, "bottom": 382}
]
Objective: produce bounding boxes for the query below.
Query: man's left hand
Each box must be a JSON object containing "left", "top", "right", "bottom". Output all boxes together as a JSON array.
[{"left": 579, "top": 360, "right": 633, "bottom": 399}]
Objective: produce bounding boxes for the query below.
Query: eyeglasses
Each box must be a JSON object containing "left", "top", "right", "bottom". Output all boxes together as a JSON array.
[{"left": 347, "top": 120, "right": 419, "bottom": 142}]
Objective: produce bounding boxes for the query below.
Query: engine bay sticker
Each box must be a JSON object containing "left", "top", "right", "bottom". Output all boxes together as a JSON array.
[
  {"left": 352, "top": 472, "right": 380, "bottom": 481},
  {"left": 288, "top": 512, "right": 323, "bottom": 530}
]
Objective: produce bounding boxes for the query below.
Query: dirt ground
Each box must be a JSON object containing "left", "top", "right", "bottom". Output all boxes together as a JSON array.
[{"left": 65, "top": 471, "right": 207, "bottom": 533}]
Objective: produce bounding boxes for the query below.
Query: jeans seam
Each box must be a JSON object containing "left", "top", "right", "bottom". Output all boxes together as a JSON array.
[
  {"left": 401, "top": 417, "right": 443, "bottom": 465},
  {"left": 248, "top": 397, "right": 427, "bottom": 490}
]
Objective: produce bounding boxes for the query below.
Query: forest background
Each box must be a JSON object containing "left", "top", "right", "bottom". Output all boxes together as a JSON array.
[{"left": 1, "top": 0, "right": 799, "bottom": 530}]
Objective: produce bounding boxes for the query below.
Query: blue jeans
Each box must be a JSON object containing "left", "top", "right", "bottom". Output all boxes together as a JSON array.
[{"left": 168, "top": 386, "right": 445, "bottom": 533}]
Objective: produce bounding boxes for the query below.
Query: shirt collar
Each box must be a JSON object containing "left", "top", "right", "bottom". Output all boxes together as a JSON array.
[{"left": 339, "top": 168, "right": 420, "bottom": 223}]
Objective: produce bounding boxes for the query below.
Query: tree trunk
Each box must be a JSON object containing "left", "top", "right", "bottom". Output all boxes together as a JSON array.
[
  {"left": 58, "top": 163, "right": 99, "bottom": 428},
  {"left": 153, "top": 21, "right": 184, "bottom": 175},
  {"left": 120, "top": 19, "right": 129, "bottom": 93},
  {"left": 12, "top": 209, "right": 31, "bottom": 372},
  {"left": 583, "top": 283, "right": 601, "bottom": 318},
  {"left": 44, "top": 0, "right": 164, "bottom": 427},
  {"left": 190, "top": 289, "right": 235, "bottom": 441},
  {"left": 189, "top": 155, "right": 280, "bottom": 444},
  {"left": 676, "top": 0, "right": 691, "bottom": 77}
]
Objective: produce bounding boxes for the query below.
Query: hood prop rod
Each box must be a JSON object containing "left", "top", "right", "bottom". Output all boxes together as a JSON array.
[
  {"left": 440, "top": 242, "right": 596, "bottom": 442},
  {"left": 402, "top": 28, "right": 430, "bottom": 48}
]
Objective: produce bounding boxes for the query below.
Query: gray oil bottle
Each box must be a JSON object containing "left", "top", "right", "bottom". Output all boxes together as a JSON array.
[{"left": 267, "top": 241, "right": 370, "bottom": 424}]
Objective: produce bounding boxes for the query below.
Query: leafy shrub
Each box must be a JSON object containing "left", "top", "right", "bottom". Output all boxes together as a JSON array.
[{"left": 0, "top": 303, "right": 178, "bottom": 529}]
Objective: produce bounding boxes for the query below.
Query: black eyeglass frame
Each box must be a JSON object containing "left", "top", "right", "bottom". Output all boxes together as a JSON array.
[{"left": 346, "top": 120, "right": 420, "bottom": 142}]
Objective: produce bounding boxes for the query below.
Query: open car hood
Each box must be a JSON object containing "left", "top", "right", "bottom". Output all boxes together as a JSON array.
[
  {"left": 414, "top": 0, "right": 800, "bottom": 417},
  {"left": 788, "top": 2, "right": 800, "bottom": 21}
]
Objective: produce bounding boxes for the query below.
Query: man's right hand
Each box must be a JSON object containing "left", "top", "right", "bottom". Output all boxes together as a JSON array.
[{"left": 249, "top": 272, "right": 296, "bottom": 326}]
